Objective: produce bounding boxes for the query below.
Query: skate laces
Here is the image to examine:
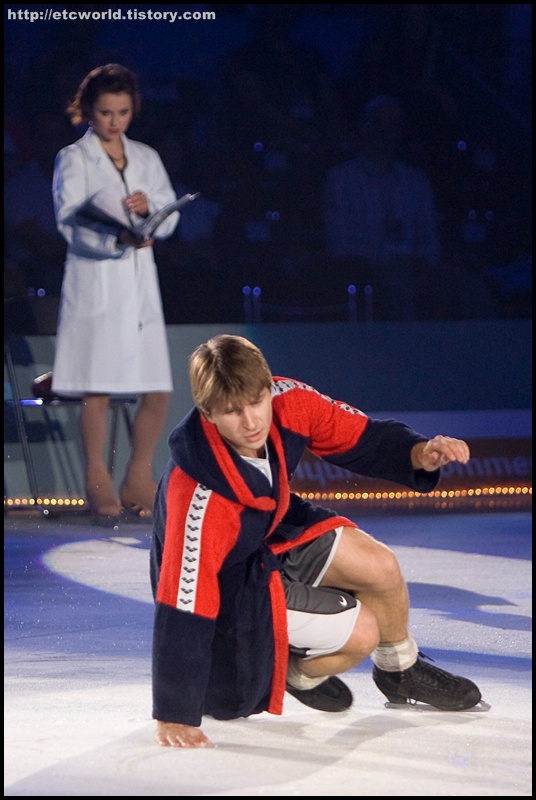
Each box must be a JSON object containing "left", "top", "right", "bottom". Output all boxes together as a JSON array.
[
  {"left": 411, "top": 652, "right": 464, "bottom": 690},
  {"left": 418, "top": 650, "right": 435, "bottom": 663}
]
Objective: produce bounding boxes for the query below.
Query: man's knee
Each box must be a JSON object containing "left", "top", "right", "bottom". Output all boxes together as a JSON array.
[
  {"left": 371, "top": 544, "right": 404, "bottom": 592},
  {"left": 327, "top": 526, "right": 404, "bottom": 592}
]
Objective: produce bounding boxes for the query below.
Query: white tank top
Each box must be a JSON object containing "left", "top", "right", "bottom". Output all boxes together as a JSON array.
[{"left": 241, "top": 445, "right": 273, "bottom": 488}]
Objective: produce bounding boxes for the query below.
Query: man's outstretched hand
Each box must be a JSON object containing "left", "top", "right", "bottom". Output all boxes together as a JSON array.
[{"left": 411, "top": 436, "right": 470, "bottom": 471}]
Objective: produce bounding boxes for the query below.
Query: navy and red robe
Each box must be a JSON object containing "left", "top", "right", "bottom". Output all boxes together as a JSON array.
[{"left": 151, "top": 377, "right": 438, "bottom": 726}]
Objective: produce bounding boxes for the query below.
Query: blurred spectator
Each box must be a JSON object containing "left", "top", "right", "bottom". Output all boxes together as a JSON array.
[
  {"left": 323, "top": 94, "right": 497, "bottom": 321},
  {"left": 324, "top": 95, "right": 441, "bottom": 320}
]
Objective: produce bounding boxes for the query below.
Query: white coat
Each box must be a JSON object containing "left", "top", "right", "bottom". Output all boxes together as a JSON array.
[{"left": 51, "top": 128, "right": 178, "bottom": 395}]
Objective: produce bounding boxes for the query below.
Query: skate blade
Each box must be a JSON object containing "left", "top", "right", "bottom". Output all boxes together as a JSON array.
[{"left": 384, "top": 699, "right": 491, "bottom": 712}]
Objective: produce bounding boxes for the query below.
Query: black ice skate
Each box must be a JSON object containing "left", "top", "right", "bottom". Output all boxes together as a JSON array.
[
  {"left": 286, "top": 675, "right": 353, "bottom": 712},
  {"left": 373, "top": 653, "right": 488, "bottom": 711}
]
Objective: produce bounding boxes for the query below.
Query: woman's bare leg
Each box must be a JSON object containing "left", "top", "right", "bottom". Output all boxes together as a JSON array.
[
  {"left": 80, "top": 393, "right": 121, "bottom": 517},
  {"left": 120, "top": 391, "right": 170, "bottom": 514}
]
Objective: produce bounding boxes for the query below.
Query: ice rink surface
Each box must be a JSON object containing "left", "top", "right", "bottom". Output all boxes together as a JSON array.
[{"left": 4, "top": 508, "right": 531, "bottom": 797}]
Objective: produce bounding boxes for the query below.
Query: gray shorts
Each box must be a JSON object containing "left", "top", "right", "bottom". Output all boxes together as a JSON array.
[{"left": 279, "top": 527, "right": 361, "bottom": 660}]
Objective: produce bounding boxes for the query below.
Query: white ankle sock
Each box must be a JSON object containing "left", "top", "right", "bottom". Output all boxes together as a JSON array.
[
  {"left": 287, "top": 656, "right": 327, "bottom": 690},
  {"left": 371, "top": 635, "right": 418, "bottom": 672}
]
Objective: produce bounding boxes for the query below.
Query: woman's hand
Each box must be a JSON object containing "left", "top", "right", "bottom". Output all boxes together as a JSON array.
[
  {"left": 124, "top": 190, "right": 149, "bottom": 217},
  {"left": 117, "top": 229, "right": 154, "bottom": 249}
]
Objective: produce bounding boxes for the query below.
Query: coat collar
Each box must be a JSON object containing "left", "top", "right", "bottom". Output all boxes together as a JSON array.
[
  {"left": 200, "top": 415, "right": 280, "bottom": 512},
  {"left": 80, "top": 128, "right": 131, "bottom": 181},
  {"left": 169, "top": 409, "right": 291, "bottom": 530}
]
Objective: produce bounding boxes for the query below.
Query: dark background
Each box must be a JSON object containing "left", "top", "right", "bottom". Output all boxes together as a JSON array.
[{"left": 4, "top": 4, "right": 532, "bottom": 326}]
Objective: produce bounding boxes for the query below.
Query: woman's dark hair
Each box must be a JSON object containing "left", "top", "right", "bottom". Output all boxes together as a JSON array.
[{"left": 66, "top": 63, "right": 141, "bottom": 126}]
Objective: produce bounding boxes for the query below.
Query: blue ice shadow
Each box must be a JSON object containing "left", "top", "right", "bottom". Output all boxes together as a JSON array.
[{"left": 407, "top": 582, "right": 532, "bottom": 631}]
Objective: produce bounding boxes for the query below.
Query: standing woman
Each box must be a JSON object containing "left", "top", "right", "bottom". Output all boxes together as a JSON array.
[{"left": 51, "top": 64, "right": 179, "bottom": 519}]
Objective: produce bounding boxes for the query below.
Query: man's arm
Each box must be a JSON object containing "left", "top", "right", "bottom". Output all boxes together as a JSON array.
[{"left": 319, "top": 416, "right": 437, "bottom": 492}]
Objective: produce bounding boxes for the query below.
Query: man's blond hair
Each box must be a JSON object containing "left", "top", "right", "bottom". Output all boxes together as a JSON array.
[{"left": 189, "top": 335, "right": 272, "bottom": 417}]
